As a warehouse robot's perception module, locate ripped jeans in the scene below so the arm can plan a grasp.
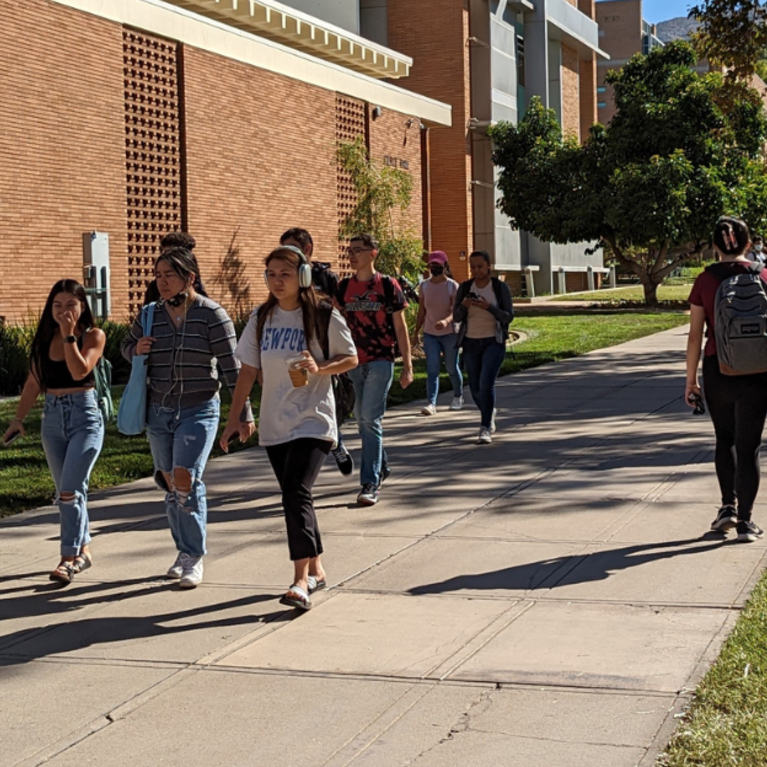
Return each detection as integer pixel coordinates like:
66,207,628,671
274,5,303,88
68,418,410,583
41,391,105,557
147,398,219,557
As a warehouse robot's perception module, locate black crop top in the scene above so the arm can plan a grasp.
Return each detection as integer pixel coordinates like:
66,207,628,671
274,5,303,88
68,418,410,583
40,335,95,390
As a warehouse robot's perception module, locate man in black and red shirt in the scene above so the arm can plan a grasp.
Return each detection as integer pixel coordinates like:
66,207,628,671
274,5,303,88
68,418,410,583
336,234,413,506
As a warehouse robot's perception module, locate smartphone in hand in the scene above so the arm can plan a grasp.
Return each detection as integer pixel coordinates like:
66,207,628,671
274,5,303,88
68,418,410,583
3,430,22,447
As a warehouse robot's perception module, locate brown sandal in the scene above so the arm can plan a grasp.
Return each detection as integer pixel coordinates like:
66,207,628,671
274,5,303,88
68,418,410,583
49,561,76,585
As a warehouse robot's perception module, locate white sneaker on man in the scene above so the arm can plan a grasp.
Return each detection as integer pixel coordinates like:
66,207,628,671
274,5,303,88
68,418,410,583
477,427,492,445
421,403,437,416
179,556,204,589
449,396,464,411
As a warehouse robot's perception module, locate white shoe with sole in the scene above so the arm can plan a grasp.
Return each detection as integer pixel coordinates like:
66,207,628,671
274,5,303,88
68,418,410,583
179,556,204,589
167,552,187,579
449,396,464,411
421,403,437,416
477,427,492,445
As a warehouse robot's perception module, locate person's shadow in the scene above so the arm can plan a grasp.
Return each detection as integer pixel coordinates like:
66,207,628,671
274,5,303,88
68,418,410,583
408,534,728,595
0,576,293,667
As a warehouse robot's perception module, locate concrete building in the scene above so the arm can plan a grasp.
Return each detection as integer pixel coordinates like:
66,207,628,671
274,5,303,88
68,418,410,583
0,0,450,323
351,0,609,295
596,0,663,125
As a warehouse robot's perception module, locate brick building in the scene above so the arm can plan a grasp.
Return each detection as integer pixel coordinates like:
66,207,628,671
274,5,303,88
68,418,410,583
595,0,664,125
354,0,609,294
0,0,450,323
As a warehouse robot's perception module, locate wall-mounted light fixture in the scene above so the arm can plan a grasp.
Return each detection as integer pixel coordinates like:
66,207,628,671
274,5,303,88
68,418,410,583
372,105,382,119
406,118,426,130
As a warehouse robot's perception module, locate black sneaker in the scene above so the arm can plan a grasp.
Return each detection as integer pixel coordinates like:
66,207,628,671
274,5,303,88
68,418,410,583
736,520,764,542
710,505,737,532
357,483,380,507
331,444,354,476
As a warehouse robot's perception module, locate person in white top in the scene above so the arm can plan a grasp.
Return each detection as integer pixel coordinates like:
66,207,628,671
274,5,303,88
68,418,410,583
220,246,358,611
410,251,464,415
747,235,765,264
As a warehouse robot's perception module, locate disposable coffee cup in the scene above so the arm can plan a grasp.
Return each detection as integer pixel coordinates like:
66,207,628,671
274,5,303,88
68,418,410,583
286,355,309,387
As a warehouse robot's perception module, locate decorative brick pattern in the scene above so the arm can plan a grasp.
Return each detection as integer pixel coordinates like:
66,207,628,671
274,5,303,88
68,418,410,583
561,44,581,140
335,96,367,270
123,30,183,317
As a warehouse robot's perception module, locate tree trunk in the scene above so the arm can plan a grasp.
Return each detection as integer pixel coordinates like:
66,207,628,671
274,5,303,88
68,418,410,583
642,278,659,307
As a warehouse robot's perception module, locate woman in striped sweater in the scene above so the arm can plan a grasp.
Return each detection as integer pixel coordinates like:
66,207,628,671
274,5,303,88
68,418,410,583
121,247,253,588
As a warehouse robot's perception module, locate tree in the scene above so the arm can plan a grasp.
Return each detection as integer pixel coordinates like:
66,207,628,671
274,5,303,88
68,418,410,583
490,41,767,305
690,0,767,82
336,137,423,281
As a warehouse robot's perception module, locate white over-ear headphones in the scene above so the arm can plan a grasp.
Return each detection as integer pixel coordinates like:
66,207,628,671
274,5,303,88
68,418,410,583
264,245,313,289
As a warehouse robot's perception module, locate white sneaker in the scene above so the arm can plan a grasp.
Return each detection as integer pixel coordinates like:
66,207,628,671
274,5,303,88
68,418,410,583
179,556,204,589
421,403,437,416
490,408,497,434
167,552,187,579
477,427,492,445
449,396,464,411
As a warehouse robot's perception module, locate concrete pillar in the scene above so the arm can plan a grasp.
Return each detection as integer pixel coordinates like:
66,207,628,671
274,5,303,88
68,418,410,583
587,265,594,291
524,267,535,298
557,267,566,295
609,265,616,289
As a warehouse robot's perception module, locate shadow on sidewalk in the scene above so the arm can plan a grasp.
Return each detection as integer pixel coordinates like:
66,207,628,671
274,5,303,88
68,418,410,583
408,534,728,595
0,580,291,667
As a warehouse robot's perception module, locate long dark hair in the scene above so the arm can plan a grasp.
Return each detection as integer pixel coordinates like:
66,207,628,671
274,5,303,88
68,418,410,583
713,217,750,257
30,280,95,389
256,248,325,351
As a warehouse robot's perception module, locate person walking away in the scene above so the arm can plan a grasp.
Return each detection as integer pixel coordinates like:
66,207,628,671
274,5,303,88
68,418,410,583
3,280,106,585
410,250,463,415
280,227,354,477
747,235,765,264
335,233,413,506
686,217,767,542
220,245,358,610
121,246,253,588
453,250,513,445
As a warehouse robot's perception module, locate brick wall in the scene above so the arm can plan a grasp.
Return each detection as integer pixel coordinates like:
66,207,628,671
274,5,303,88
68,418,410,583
367,108,423,242
387,0,473,282
0,0,126,324
561,44,581,140
182,46,339,318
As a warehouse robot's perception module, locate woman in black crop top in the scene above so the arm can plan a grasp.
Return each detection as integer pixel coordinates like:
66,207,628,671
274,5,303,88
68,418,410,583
3,280,107,584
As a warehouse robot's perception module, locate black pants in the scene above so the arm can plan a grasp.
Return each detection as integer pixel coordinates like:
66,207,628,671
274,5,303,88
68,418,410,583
265,438,331,561
703,355,767,521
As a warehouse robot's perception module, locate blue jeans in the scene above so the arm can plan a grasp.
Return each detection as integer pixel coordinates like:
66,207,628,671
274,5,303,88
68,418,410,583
462,337,506,428
147,398,220,557
423,332,463,406
347,360,394,486
41,391,105,557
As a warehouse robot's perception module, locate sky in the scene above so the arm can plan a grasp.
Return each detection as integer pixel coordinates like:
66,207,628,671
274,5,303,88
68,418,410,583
640,0,695,23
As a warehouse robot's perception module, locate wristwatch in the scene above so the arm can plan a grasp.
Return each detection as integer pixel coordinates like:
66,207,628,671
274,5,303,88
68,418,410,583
64,335,77,344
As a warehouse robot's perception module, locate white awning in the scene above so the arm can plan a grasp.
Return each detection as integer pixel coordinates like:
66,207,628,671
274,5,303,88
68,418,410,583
164,0,413,78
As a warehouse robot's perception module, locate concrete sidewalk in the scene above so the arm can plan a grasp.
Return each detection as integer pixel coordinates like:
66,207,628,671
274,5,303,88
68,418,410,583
2,325,765,767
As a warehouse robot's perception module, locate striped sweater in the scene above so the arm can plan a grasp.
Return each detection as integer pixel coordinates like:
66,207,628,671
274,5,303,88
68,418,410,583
121,296,252,419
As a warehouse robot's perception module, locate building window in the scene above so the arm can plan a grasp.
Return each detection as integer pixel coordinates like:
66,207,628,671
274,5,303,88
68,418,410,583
596,86,607,94
597,101,607,109
516,35,525,87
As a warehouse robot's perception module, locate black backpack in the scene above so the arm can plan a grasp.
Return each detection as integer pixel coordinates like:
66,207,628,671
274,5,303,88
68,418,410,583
318,302,355,426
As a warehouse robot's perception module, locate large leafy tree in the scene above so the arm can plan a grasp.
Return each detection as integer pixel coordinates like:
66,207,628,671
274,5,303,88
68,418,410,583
690,0,767,82
490,42,767,305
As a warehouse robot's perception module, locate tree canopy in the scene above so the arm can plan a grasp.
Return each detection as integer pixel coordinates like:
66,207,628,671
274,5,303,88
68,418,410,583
489,41,767,304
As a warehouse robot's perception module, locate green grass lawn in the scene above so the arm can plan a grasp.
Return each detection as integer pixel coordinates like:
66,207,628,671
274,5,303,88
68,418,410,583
0,311,689,517
560,284,693,303
661,572,767,766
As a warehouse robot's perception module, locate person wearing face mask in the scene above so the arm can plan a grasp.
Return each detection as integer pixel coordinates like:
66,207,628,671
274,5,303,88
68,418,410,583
747,235,765,264
411,251,464,415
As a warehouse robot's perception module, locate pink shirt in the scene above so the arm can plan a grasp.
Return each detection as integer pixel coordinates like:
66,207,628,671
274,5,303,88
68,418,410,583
419,278,458,336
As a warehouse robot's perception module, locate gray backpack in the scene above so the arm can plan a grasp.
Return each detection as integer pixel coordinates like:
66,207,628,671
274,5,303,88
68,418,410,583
714,264,767,375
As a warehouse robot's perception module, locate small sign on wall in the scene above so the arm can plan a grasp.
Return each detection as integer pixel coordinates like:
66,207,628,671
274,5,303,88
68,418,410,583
384,155,410,170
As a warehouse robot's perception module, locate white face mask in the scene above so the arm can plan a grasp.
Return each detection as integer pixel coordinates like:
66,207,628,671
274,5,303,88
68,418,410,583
755,244,763,252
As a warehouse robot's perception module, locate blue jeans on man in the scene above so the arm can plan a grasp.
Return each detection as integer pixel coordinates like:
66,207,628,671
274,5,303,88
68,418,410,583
423,332,463,407
147,398,220,557
347,360,394,487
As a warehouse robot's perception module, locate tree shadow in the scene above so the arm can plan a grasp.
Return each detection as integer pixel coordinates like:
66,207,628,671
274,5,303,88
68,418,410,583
210,229,252,319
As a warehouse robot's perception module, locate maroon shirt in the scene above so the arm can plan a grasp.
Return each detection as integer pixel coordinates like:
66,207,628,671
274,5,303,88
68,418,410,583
688,262,767,357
